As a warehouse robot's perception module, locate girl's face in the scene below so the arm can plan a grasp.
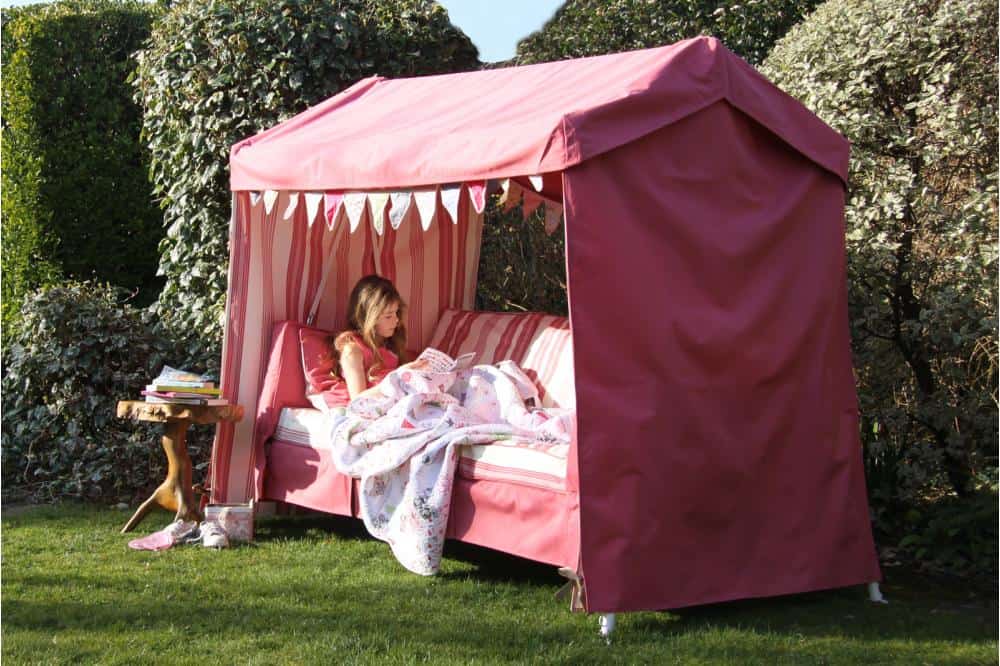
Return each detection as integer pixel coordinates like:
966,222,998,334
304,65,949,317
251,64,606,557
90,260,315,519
375,301,400,339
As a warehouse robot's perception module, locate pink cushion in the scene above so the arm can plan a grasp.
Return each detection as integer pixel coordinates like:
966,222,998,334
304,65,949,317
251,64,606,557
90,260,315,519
299,327,337,395
426,309,575,408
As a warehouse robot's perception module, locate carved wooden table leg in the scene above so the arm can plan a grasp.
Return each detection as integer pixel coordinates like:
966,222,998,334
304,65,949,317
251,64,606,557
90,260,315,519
121,418,202,533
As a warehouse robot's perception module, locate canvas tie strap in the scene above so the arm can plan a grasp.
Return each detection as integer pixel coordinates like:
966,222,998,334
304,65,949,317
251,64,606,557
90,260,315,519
555,566,586,612
307,255,338,326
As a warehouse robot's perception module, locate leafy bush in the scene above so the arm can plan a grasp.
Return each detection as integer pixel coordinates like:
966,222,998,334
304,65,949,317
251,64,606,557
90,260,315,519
894,480,998,578
476,198,568,316
1,1,165,342
131,0,479,369
0,282,194,504
763,0,998,508
515,0,823,66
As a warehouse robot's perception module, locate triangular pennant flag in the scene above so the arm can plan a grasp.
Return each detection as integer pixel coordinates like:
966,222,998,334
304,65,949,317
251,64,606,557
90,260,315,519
544,201,563,236
497,179,512,205
440,184,461,224
344,192,368,232
263,190,279,215
388,191,412,229
528,175,544,192
282,192,299,220
467,181,487,214
502,180,523,212
368,192,389,235
323,192,343,230
413,189,438,231
249,191,262,206
521,190,543,217
303,192,323,226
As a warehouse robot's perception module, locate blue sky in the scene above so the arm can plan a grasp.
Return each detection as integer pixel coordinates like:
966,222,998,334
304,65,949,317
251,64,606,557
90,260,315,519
0,0,563,63
438,0,562,62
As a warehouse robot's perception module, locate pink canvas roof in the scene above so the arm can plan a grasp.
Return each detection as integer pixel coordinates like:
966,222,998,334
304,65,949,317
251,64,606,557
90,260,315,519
230,37,849,191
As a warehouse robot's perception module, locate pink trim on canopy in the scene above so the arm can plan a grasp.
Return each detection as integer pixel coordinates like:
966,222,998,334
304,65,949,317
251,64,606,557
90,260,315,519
230,37,848,192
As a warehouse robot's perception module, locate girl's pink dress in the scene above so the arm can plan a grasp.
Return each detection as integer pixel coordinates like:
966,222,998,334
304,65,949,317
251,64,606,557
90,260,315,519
322,333,399,408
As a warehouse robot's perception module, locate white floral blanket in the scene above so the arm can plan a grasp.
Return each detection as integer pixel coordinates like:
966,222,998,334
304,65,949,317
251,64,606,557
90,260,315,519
328,361,574,575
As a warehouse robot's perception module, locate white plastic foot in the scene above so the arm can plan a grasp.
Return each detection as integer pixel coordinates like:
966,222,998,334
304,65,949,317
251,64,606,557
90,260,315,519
868,581,888,604
599,613,616,642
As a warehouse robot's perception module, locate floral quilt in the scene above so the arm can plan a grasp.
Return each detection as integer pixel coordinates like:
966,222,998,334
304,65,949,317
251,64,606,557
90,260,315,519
327,360,574,575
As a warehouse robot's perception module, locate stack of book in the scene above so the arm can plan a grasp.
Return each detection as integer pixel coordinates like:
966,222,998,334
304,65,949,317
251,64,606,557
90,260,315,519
142,366,228,406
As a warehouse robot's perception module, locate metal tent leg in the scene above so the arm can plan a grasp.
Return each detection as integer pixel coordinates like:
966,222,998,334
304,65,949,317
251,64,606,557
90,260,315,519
868,581,888,604
599,613,616,642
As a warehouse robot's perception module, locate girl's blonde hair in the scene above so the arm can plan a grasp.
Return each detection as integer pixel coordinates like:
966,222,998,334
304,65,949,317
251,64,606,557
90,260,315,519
330,275,407,381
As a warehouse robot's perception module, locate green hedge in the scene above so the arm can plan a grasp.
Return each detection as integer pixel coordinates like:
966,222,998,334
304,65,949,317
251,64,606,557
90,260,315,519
515,0,823,66
131,0,479,369
763,0,998,506
1,1,165,340
1,282,184,504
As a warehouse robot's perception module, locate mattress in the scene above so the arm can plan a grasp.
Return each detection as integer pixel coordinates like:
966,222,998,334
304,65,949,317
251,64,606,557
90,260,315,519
272,407,567,490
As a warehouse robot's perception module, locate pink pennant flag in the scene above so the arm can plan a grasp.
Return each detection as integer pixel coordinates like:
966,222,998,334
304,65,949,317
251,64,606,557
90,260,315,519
323,192,343,230
501,180,523,212
544,201,563,236
467,181,487,214
521,190,543,217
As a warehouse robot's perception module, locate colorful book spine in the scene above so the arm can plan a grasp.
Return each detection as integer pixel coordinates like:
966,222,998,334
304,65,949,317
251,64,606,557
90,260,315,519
146,384,221,395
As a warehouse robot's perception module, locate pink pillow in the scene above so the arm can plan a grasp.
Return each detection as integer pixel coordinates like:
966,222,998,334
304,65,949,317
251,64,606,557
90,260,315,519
299,327,338,396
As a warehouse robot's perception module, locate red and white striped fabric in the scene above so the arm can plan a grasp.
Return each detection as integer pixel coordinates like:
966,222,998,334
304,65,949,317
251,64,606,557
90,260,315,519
425,309,575,409
212,191,483,503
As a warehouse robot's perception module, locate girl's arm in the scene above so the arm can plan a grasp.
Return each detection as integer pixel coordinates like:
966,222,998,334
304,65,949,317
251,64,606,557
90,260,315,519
339,343,369,400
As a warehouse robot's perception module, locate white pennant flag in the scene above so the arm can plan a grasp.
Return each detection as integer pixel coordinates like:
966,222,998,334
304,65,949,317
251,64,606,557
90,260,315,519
368,192,389,235
544,201,563,236
528,175,544,191
414,189,438,231
440,184,461,224
344,192,368,232
263,190,279,215
303,192,323,226
249,191,262,207
388,191,412,229
282,192,299,220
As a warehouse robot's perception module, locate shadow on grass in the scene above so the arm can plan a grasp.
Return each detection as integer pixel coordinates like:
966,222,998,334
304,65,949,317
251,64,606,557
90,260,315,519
5,505,996,656
254,511,563,587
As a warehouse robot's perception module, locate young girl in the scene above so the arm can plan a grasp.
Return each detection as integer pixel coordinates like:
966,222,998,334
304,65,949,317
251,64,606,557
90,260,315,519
323,275,418,407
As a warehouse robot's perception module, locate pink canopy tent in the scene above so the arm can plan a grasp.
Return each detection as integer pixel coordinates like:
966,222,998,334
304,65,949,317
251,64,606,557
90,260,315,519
214,36,881,613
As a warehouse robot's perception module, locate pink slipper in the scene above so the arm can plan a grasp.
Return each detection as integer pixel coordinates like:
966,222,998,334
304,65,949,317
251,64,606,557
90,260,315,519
128,520,198,551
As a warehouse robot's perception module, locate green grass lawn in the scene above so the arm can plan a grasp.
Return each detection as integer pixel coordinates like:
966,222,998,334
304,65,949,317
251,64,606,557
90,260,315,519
2,504,996,665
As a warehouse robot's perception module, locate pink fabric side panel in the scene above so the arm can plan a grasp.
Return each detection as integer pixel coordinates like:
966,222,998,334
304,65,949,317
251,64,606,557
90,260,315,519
564,102,880,613
446,476,580,568
251,322,312,498
211,193,249,502
262,440,353,516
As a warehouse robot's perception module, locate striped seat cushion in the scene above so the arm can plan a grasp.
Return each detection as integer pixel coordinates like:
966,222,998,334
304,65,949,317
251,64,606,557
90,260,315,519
272,406,568,490
425,309,575,409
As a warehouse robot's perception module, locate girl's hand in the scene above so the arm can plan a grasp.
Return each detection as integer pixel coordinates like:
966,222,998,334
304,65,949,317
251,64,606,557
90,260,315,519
398,359,430,371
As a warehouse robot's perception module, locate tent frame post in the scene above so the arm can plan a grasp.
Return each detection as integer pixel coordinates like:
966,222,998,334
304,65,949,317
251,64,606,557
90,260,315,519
868,582,888,604
599,613,616,642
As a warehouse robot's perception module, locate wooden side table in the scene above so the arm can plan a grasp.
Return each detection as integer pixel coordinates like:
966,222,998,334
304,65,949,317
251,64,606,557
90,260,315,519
116,401,244,533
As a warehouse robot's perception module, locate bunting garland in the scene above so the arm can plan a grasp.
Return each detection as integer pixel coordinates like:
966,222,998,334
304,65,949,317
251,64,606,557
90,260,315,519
244,179,562,235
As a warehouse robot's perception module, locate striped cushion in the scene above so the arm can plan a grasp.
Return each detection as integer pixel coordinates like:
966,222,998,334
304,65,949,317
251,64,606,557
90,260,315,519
426,309,575,409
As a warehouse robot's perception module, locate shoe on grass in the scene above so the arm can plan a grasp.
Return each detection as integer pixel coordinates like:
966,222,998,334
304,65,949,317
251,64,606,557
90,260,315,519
200,521,229,549
128,519,199,551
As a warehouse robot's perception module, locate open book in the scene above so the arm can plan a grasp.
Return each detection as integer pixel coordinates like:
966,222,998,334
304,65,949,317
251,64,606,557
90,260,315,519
416,347,476,373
